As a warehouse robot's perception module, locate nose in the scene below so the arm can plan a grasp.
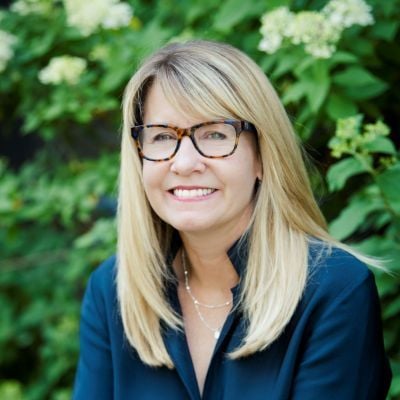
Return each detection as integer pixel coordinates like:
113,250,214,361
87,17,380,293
170,136,206,175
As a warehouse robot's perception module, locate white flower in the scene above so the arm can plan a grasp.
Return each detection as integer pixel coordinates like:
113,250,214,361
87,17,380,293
0,30,17,73
258,0,374,59
258,7,293,54
305,42,337,59
11,0,52,16
101,3,133,29
63,0,133,36
287,11,341,58
38,55,87,85
323,0,374,29
258,35,283,54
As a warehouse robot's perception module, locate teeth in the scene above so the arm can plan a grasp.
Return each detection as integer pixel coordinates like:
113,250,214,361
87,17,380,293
173,188,215,198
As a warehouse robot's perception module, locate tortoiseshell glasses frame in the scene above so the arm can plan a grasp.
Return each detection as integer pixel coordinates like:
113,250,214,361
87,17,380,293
130,119,257,162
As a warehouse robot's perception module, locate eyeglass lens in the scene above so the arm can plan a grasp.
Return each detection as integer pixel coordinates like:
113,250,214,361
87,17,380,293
138,122,237,159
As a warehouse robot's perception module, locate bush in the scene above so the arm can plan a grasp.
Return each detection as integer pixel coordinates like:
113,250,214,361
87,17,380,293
0,0,399,397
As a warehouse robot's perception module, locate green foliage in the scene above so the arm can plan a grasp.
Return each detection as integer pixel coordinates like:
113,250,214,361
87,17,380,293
327,116,400,397
1,0,399,398
0,153,118,398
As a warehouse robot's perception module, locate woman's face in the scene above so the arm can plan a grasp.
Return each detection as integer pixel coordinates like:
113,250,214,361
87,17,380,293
141,82,262,237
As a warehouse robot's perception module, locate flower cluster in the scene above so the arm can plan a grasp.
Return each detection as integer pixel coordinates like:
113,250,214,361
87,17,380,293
259,7,293,54
38,56,87,85
63,0,133,36
323,0,374,28
10,0,52,16
259,0,374,58
329,115,390,158
0,30,17,73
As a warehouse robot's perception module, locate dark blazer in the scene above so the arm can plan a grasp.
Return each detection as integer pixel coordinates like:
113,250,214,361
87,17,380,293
73,239,392,399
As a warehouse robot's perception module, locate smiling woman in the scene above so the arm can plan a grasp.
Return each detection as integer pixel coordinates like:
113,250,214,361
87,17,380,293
73,40,392,399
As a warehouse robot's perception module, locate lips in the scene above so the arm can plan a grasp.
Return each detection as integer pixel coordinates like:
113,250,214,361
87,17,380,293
171,187,217,198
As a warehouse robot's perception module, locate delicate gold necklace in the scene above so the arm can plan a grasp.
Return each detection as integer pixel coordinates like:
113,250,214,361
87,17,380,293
181,250,232,340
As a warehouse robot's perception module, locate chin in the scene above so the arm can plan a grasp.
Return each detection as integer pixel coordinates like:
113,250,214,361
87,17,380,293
167,218,217,234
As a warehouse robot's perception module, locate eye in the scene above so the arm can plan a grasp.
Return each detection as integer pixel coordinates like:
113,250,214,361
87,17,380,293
203,131,227,140
152,132,177,142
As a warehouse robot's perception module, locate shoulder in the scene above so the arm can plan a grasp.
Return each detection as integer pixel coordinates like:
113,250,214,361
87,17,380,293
304,240,376,307
84,255,118,311
90,255,117,288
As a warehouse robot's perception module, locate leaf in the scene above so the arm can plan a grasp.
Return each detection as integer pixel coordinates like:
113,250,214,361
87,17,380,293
383,298,400,319
371,20,399,41
363,137,397,154
304,62,330,113
282,82,306,104
326,157,368,192
343,81,388,100
328,51,359,66
333,66,385,87
272,51,302,79
376,164,400,214
329,188,385,240
326,93,358,119
212,0,263,32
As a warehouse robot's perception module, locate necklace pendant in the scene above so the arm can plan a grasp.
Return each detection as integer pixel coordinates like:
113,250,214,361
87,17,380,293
214,330,220,340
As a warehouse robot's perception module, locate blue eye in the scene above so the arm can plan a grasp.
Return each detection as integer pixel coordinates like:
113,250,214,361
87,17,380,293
203,131,227,140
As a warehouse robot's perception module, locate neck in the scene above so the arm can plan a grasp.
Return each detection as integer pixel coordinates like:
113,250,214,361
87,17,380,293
176,227,244,293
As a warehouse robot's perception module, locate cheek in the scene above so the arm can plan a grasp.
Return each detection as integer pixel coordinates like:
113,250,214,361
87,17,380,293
142,163,164,202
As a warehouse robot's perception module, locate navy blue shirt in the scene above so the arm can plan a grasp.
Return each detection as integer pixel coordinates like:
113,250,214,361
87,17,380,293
73,240,392,399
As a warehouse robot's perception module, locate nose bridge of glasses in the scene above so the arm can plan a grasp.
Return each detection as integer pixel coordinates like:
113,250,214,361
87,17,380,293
176,126,194,139
173,126,200,157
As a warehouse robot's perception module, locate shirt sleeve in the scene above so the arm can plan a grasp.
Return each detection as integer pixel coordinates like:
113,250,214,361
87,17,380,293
291,270,391,399
73,273,113,399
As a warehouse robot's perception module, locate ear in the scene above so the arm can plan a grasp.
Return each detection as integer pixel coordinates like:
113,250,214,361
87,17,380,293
256,155,263,182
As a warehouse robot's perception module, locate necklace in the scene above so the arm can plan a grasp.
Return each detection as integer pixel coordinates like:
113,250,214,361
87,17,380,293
181,250,232,340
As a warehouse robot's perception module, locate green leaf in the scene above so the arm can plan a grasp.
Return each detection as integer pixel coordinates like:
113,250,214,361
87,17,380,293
326,93,358,119
304,62,330,113
329,187,385,240
282,82,306,104
328,51,359,66
371,20,399,41
343,81,388,100
376,164,400,214
363,137,397,154
326,157,368,192
212,0,263,32
383,298,400,319
272,52,302,79
333,66,385,87
263,0,291,11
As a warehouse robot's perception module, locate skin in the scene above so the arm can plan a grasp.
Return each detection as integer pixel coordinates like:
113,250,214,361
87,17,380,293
142,81,262,393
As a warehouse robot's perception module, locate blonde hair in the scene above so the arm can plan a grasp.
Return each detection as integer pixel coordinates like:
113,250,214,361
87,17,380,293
117,40,375,367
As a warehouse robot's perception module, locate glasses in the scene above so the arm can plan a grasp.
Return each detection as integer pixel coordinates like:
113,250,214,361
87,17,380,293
130,119,257,161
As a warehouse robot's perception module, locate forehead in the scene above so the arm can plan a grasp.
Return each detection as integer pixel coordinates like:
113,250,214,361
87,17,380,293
143,82,218,126
142,78,235,125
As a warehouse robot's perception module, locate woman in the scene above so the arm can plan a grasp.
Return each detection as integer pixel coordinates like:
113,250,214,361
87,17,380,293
73,40,392,399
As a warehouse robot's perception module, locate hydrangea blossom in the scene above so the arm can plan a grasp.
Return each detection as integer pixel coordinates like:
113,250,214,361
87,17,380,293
0,30,17,73
259,0,374,59
258,7,293,53
102,3,132,29
288,11,341,58
322,0,374,28
63,0,133,36
38,56,87,85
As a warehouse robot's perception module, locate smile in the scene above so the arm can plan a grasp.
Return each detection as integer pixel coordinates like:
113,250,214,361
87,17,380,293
172,188,216,198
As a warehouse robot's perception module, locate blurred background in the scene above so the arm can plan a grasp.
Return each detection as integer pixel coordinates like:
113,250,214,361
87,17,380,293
0,0,399,398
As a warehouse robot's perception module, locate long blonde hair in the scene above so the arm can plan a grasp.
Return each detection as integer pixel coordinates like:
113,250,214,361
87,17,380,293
117,40,369,367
